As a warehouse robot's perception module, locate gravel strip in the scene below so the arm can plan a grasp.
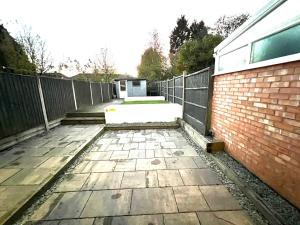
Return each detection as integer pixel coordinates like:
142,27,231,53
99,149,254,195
178,128,269,225
214,151,300,225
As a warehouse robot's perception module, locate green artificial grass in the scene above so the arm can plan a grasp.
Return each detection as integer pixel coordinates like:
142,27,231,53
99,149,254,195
122,100,168,104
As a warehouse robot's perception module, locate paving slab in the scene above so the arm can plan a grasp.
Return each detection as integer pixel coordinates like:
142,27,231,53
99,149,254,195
94,215,164,225
164,212,200,225
4,156,49,169
59,218,95,225
130,188,177,215
110,151,129,160
136,158,166,170
165,157,198,169
82,172,123,190
173,186,209,212
179,169,222,185
128,150,145,159
83,161,116,173
83,151,113,161
114,159,136,172
81,189,132,217
157,170,183,187
199,185,242,211
0,169,20,184
55,174,90,192
197,211,254,225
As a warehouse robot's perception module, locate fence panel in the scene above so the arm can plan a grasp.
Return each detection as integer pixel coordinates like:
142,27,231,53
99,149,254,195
91,82,103,104
41,77,75,121
174,76,183,105
164,81,168,100
74,80,92,108
0,73,44,138
168,79,173,102
101,83,110,102
183,68,212,135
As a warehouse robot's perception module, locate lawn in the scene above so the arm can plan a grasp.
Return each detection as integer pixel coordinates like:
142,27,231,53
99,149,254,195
122,100,168,104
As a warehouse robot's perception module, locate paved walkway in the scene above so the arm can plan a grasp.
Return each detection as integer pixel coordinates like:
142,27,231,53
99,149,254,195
24,129,254,225
0,125,104,225
76,100,123,113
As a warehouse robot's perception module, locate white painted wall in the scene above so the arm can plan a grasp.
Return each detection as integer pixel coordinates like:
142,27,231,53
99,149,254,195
105,103,182,124
124,96,165,102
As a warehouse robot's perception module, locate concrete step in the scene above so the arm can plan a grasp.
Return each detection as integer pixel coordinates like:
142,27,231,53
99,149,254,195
61,117,106,125
66,112,105,118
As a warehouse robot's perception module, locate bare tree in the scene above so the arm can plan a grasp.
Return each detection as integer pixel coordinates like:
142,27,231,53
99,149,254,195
93,48,116,82
18,25,53,75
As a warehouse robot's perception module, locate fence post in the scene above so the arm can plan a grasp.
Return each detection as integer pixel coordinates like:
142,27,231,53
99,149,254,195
37,77,49,131
89,81,93,105
173,76,175,103
107,83,110,101
182,71,187,118
71,80,78,110
166,79,169,102
100,83,104,102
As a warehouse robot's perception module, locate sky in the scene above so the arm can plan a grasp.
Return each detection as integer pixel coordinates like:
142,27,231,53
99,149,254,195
1,0,269,77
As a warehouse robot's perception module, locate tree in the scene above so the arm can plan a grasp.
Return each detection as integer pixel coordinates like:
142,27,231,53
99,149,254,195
0,24,35,73
17,25,53,75
174,34,223,73
190,20,208,40
137,31,168,81
214,14,249,38
93,48,117,82
169,15,190,54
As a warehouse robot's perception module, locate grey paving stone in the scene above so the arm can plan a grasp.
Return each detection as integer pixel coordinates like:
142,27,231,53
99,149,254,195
121,171,146,188
192,157,208,168
0,186,37,212
110,151,129,160
171,148,198,157
2,168,54,185
55,174,89,192
24,221,60,225
71,161,90,173
46,191,91,220
0,168,20,183
154,149,173,158
173,186,209,212
94,215,163,225
38,156,71,170
128,150,145,159
132,137,146,142
123,143,139,150
145,142,161,150
84,152,113,161
59,218,95,225
145,150,154,158
4,156,49,169
136,158,166,171
165,157,198,169
130,188,177,215
164,213,200,225
114,159,136,172
146,171,159,187
161,142,177,149
84,161,117,173
197,211,254,225
81,189,132,217
199,185,242,211
179,169,221,185
106,144,124,151
82,172,123,190
96,138,113,145
157,170,183,187
118,138,131,144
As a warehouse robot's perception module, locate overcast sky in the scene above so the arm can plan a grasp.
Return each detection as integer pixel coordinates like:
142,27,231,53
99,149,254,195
1,0,269,76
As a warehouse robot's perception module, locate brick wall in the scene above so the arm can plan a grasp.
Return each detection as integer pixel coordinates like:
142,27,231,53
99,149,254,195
211,61,300,208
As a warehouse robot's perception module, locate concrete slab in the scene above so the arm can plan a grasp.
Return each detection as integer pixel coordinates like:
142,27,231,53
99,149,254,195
82,172,123,190
179,169,222,186
199,185,242,211
81,189,132,217
130,188,177,215
128,150,145,159
165,157,198,169
59,218,95,225
114,159,136,172
197,211,254,225
4,156,49,169
164,213,200,225
136,158,166,170
173,186,209,212
83,161,117,173
94,215,164,225
0,169,20,184
110,151,129,160
192,157,207,168
84,151,113,161
157,170,183,187
55,174,89,192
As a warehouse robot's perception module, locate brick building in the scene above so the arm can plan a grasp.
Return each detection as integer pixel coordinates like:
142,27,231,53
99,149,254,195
212,0,300,208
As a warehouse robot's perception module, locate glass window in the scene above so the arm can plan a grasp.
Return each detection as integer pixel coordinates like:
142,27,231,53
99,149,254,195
218,45,248,71
132,80,141,86
120,80,126,91
251,24,300,63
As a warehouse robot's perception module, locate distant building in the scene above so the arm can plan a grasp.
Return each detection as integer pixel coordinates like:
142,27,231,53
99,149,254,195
114,77,147,98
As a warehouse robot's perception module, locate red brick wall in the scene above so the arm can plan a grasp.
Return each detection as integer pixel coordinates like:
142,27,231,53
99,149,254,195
211,61,300,208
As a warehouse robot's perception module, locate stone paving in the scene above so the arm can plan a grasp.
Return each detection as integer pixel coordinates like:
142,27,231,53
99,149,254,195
0,125,104,225
24,129,254,225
